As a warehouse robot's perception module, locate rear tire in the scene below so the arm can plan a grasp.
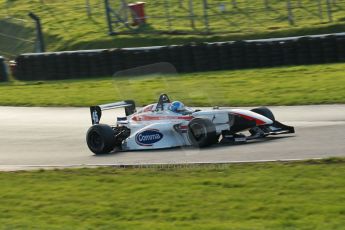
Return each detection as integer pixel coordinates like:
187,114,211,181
86,124,116,155
188,118,217,148
251,107,275,121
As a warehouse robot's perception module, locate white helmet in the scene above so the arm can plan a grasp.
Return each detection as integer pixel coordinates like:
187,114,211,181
169,101,185,112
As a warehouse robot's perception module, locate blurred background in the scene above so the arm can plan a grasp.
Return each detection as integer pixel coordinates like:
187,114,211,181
1,0,345,58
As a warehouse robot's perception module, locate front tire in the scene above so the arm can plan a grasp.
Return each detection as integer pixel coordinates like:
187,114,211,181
251,107,275,121
86,124,116,155
250,107,275,136
188,118,218,148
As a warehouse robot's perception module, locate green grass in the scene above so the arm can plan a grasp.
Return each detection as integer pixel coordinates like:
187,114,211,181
1,63,345,106
0,158,344,229
2,0,345,57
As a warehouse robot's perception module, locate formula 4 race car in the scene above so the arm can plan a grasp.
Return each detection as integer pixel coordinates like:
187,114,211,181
86,94,295,155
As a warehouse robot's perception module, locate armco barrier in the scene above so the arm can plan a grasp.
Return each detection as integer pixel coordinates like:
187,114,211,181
13,33,345,81
0,56,9,82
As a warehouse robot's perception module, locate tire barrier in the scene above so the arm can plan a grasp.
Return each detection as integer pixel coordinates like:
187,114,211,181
322,35,338,63
281,40,295,66
180,44,195,72
245,42,259,68
309,37,323,64
271,41,284,67
218,42,233,70
296,37,311,65
192,43,209,72
0,56,9,82
231,41,247,69
13,34,345,81
336,36,345,62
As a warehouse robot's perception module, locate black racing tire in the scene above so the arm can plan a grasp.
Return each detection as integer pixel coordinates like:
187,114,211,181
251,107,275,121
86,124,116,155
188,118,218,148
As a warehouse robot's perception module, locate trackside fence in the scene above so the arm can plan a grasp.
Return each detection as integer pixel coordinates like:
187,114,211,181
13,34,345,80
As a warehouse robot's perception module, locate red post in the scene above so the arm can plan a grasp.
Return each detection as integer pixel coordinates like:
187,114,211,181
128,2,146,26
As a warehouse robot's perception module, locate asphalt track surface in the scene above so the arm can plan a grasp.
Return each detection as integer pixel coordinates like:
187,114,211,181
0,105,344,170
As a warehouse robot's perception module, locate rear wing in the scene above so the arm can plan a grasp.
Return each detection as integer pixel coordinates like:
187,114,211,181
90,100,136,125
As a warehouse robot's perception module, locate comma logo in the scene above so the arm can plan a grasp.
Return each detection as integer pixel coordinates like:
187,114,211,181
135,129,163,146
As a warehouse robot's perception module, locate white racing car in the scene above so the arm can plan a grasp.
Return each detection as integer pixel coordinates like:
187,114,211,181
86,94,294,154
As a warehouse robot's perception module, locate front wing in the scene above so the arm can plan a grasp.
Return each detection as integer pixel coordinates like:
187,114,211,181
221,120,295,144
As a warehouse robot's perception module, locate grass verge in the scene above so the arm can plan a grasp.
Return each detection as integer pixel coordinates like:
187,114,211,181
1,63,345,106
0,158,344,229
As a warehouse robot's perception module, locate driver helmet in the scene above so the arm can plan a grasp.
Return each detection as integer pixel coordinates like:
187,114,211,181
169,101,185,113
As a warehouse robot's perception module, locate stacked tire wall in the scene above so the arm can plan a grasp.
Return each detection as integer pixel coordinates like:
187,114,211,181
13,34,345,81
0,56,9,82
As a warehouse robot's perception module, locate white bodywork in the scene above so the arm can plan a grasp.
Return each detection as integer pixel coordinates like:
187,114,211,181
118,103,273,151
